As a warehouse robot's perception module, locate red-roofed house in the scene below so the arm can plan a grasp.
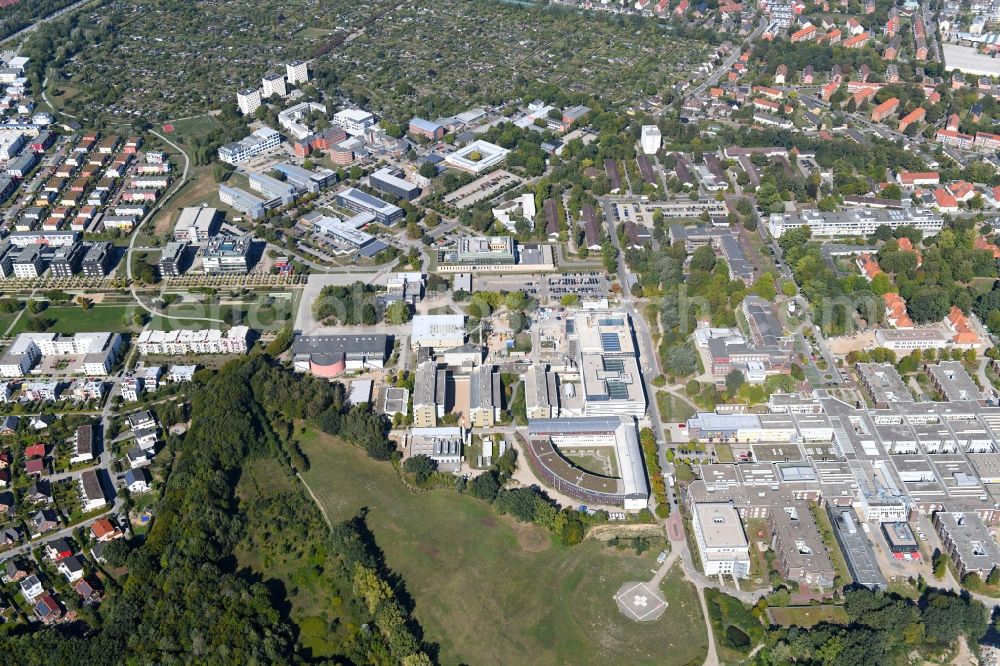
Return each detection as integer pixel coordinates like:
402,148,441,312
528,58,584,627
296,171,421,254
791,25,818,42
25,443,45,459
975,132,1000,151
975,235,1000,259
933,188,959,212
946,306,983,348
946,113,960,131
775,64,789,84
883,293,914,328
947,181,975,202
843,32,870,48
897,107,925,132
25,458,44,476
895,237,922,266
856,254,883,280
826,28,843,44
90,518,123,542
754,86,784,99
897,171,939,187
936,129,974,149
871,97,900,122
820,82,839,100
754,98,781,112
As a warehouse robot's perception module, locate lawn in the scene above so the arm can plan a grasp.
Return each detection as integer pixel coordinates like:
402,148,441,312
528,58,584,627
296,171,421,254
12,305,133,335
299,428,708,666
657,391,695,424
0,311,21,336
766,605,849,628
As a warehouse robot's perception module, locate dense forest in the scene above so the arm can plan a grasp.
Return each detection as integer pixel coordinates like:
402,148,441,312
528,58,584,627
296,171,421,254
0,356,433,665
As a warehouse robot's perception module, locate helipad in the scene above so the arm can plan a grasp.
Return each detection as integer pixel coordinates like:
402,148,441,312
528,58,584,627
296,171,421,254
614,581,668,622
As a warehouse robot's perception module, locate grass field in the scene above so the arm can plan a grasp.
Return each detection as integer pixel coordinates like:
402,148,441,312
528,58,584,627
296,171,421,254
766,605,849,628
657,391,696,424
299,429,708,666
11,305,133,335
166,115,223,146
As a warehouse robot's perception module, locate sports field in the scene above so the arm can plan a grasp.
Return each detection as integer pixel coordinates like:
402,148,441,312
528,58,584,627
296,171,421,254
299,429,708,666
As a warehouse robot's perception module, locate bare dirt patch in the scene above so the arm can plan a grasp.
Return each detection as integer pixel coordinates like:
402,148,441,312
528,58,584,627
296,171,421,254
512,521,551,552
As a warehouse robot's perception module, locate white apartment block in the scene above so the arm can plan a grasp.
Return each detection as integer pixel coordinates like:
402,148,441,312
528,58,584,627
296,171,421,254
0,332,121,377
332,109,376,136
767,209,944,239
237,88,262,116
135,327,251,356
121,377,143,402
217,128,281,165
286,60,309,85
692,502,751,578
640,125,661,155
261,73,287,98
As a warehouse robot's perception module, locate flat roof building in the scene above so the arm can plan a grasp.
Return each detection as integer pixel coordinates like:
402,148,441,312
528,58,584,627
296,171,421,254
935,511,1000,579
692,502,751,578
335,187,403,225
768,502,836,589
856,363,914,408
828,505,887,590
158,241,187,277
768,208,943,238
527,416,649,510
173,207,219,243
369,167,421,201
202,234,252,275
409,427,463,469
249,171,297,206
219,185,267,221
444,140,510,174
411,315,466,351
217,128,280,165
927,361,984,402
290,334,391,377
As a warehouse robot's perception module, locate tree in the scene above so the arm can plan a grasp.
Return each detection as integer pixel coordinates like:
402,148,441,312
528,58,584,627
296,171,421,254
561,517,585,546
418,161,437,179
402,454,436,484
665,344,697,376
725,369,745,396
385,301,411,325
690,245,716,272
869,272,892,296
353,562,393,614
468,470,501,502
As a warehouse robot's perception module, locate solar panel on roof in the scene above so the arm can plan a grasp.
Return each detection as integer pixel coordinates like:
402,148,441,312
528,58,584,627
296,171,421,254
600,333,621,352
603,358,625,372
606,380,629,400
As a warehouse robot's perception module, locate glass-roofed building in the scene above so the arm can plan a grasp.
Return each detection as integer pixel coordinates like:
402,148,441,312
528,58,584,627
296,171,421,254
571,311,647,417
